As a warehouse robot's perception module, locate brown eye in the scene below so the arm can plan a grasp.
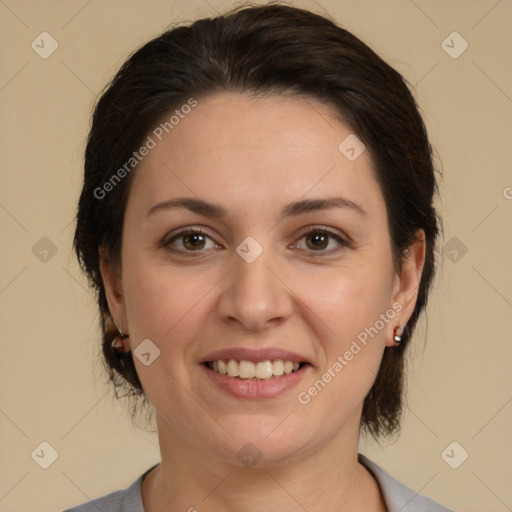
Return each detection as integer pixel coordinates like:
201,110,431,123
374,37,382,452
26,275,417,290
181,232,207,250
294,227,349,256
304,231,329,250
164,228,217,256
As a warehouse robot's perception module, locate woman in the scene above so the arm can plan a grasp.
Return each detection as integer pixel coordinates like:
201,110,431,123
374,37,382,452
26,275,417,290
66,3,453,511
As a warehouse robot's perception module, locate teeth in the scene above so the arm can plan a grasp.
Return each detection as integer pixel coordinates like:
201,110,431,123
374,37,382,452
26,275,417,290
208,359,304,379
227,359,239,377
255,361,273,379
272,360,284,376
239,360,255,379
218,360,228,375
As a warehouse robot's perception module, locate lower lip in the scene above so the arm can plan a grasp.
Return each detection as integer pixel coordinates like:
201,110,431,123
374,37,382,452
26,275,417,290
201,363,311,399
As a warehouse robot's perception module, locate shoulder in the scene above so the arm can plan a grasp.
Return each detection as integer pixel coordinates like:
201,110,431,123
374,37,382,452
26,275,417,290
358,453,456,512
62,488,125,511
61,465,156,512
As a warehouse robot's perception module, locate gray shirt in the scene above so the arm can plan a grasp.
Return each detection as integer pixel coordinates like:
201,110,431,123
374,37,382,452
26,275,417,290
62,453,455,511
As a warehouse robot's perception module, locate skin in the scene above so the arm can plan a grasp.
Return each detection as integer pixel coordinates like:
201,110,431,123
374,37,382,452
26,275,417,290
100,92,426,512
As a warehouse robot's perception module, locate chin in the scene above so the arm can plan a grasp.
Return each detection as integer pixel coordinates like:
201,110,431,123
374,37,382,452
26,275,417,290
205,415,313,468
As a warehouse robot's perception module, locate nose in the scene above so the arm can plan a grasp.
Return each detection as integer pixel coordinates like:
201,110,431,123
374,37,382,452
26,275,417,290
216,242,294,332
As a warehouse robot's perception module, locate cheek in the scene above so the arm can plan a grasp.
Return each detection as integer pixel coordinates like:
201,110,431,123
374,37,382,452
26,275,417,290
121,253,210,353
300,262,393,349
121,257,213,414
294,256,393,405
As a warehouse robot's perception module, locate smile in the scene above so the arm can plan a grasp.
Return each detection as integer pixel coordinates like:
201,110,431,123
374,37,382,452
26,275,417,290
201,360,311,399
204,359,305,380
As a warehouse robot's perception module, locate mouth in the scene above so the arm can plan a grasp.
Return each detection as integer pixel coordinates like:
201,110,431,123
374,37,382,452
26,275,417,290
199,347,313,399
202,359,310,380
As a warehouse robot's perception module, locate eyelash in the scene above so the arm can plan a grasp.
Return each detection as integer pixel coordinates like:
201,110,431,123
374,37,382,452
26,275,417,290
162,226,351,258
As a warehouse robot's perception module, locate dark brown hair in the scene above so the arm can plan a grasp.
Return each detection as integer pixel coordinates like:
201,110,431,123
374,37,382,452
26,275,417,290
73,3,441,440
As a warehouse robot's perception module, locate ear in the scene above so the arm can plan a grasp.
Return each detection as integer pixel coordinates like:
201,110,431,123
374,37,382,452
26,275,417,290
386,229,426,348
99,247,127,332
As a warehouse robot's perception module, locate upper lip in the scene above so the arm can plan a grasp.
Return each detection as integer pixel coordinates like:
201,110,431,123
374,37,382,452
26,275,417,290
200,347,311,365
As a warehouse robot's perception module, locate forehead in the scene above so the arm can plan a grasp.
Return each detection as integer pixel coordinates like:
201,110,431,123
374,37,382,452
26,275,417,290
127,92,384,220
145,92,354,163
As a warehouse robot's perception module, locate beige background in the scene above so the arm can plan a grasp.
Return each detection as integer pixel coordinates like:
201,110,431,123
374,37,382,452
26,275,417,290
1,0,511,511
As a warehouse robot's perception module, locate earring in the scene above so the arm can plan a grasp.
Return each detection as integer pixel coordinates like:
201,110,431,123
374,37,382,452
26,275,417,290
112,321,130,354
393,325,405,347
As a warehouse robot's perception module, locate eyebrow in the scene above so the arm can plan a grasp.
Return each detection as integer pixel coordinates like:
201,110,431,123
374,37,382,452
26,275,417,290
146,196,366,220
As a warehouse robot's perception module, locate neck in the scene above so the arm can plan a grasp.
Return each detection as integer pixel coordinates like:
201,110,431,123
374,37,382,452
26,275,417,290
142,413,387,512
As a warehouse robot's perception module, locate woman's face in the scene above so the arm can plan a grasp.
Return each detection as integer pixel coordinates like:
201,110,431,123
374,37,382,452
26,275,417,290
102,92,424,466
